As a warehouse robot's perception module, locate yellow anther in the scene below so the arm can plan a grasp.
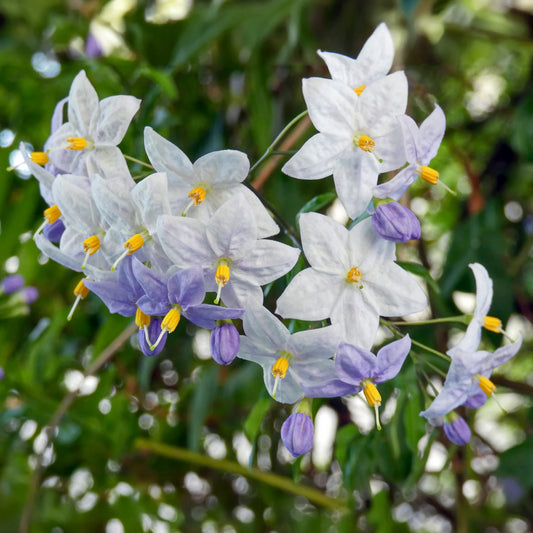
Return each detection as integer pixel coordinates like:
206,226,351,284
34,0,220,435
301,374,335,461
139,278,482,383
66,137,88,150
420,166,439,185
272,356,290,380
83,235,100,256
214,263,230,304
357,135,375,152
483,316,502,334
346,266,363,285
135,307,151,329
478,375,496,396
188,186,207,206
44,204,61,224
161,308,181,334
125,234,144,253
354,84,366,96
30,151,49,165
67,279,90,321
362,380,382,407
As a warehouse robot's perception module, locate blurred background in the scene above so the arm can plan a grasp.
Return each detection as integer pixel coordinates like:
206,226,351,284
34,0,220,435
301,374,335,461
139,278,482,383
1,0,533,531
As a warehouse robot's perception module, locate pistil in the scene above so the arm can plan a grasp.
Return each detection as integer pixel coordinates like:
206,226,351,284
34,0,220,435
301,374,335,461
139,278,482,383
214,263,230,304
30,152,49,165
66,137,88,150
151,308,180,351
354,84,366,96
81,235,101,269
135,307,152,346
346,266,363,288
362,379,382,430
272,356,290,398
182,186,207,216
112,233,146,271
67,279,90,321
477,375,496,396
483,316,502,334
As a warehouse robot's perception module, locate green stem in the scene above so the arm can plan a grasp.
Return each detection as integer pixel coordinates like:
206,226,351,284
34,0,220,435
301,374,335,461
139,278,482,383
135,438,347,512
390,315,469,327
249,110,308,174
124,154,154,170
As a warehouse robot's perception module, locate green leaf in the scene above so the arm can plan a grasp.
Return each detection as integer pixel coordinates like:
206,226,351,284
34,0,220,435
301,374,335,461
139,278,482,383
244,396,272,443
496,437,533,490
397,261,440,295
296,192,336,218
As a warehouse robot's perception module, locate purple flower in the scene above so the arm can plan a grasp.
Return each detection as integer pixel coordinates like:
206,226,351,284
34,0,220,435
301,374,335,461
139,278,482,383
1,274,25,294
281,413,314,457
42,219,66,243
85,32,103,58
210,323,240,365
371,202,420,242
443,416,471,445
138,318,167,356
21,286,39,304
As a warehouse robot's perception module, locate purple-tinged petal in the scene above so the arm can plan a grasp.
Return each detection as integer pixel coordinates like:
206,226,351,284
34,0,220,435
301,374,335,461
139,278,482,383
167,267,205,308
371,203,420,243
281,413,314,457
43,219,66,243
210,323,240,365
335,342,376,385
21,287,39,304
303,377,358,398
84,276,137,317
1,274,25,294
463,390,487,409
373,335,411,383
418,105,446,163
185,304,243,330
443,416,471,445
373,165,418,201
139,319,167,356
131,258,168,304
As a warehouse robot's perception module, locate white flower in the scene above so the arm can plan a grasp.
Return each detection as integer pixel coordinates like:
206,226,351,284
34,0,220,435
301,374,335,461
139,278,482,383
276,213,427,349
46,70,141,176
318,22,394,91
144,127,278,238
282,73,407,219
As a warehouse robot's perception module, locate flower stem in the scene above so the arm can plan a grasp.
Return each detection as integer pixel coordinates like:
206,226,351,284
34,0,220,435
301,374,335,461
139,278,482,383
249,110,308,174
389,315,469,327
134,438,347,511
124,154,154,170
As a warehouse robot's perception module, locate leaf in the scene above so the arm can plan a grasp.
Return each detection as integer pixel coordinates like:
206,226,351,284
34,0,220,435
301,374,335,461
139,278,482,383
496,437,533,490
397,260,440,295
244,396,271,443
296,192,336,218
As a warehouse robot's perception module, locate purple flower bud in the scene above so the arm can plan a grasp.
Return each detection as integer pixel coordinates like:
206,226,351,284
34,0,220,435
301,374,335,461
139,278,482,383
21,286,39,304
463,390,487,409
1,274,25,294
138,318,167,357
281,413,314,457
0,367,4,381
371,202,421,243
210,323,240,365
43,219,65,243
85,32,103,58
443,416,471,445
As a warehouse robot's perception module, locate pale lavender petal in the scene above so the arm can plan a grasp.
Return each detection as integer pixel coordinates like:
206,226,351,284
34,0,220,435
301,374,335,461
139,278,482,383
241,304,290,351
289,324,339,360
194,150,249,185
482,336,522,373
167,267,205,307
469,263,493,322
373,165,418,201
373,335,411,382
51,96,68,134
139,319,167,356
130,172,171,232
335,342,376,385
94,95,141,145
68,70,99,135
418,104,446,163
443,416,471,445
132,258,168,303
185,304,243,330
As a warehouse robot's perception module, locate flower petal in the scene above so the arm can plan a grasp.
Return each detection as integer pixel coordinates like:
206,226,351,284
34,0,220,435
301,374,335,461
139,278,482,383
335,342,376,385
193,149,249,185
373,335,411,383
67,70,99,135
418,104,446,163
94,95,141,145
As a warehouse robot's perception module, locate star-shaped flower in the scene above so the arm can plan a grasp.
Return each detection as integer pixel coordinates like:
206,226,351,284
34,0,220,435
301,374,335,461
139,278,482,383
420,335,522,420
45,70,141,176
276,213,427,348
374,105,446,200
282,73,408,219
237,304,339,404
144,127,278,238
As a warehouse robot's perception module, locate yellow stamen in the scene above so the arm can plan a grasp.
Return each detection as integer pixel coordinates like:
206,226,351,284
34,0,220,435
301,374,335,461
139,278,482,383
354,84,366,96
483,316,502,334
357,135,375,152
478,375,496,396
67,279,90,321
112,234,145,271
66,137,88,150
135,307,151,329
151,308,181,352
362,379,382,431
44,205,61,224
346,266,363,288
272,356,290,398
80,235,101,269
30,151,49,165
188,186,206,206
214,264,230,304
419,166,439,185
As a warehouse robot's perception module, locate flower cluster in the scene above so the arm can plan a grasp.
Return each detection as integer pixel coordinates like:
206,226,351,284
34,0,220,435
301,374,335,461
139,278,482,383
22,23,521,458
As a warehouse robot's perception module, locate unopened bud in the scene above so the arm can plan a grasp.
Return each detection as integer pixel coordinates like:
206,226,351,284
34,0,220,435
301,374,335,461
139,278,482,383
281,413,314,458
210,323,240,365
443,416,471,445
372,202,421,243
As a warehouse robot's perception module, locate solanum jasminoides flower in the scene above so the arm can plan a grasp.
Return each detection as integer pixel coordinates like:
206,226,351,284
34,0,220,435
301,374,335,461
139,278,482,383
443,415,471,446
45,70,141,176
318,22,394,92
210,323,240,365
374,105,446,200
281,413,314,457
157,194,300,309
276,214,427,348
282,72,408,219
448,263,505,357
144,127,278,238
237,304,339,404
371,201,420,242
420,335,522,420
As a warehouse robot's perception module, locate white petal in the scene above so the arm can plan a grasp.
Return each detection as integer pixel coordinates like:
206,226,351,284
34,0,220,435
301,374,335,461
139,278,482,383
302,77,359,135
317,50,361,86
469,262,493,321
264,365,303,404
397,114,421,163
299,212,349,272
218,278,264,309
241,304,290,350
282,133,349,181
94,95,141,145
193,149,249,185
53,175,98,231
276,269,343,321
355,23,394,84
360,71,408,125
348,218,395,268
131,172,171,232
418,104,446,163
289,324,339,360
374,123,407,172
373,165,417,201
88,147,134,186
238,186,279,238
67,70,99,136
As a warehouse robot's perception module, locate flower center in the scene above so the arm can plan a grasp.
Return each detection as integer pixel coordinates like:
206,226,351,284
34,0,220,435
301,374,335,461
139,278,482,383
214,262,230,304
483,316,502,334
112,232,148,271
66,137,88,150
182,186,207,216
346,267,363,288
362,378,382,431
136,307,152,346
151,307,181,352
354,84,366,96
67,279,90,321
476,375,496,396
81,235,101,269
30,151,49,165
356,135,375,152
418,165,439,185
272,356,290,399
